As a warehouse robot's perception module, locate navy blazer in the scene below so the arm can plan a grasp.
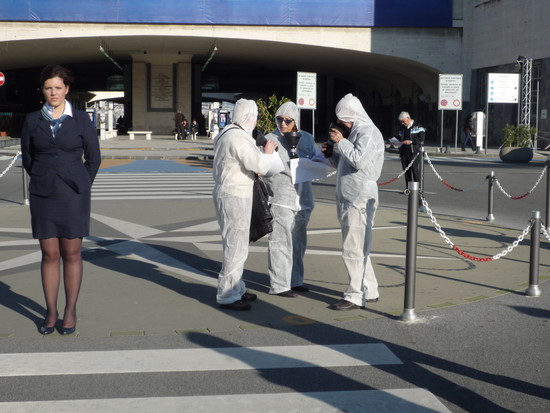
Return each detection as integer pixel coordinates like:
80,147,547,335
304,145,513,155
20,109,101,197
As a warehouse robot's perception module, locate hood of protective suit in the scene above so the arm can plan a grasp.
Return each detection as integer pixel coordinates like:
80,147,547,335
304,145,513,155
275,101,300,132
232,99,258,133
335,93,374,126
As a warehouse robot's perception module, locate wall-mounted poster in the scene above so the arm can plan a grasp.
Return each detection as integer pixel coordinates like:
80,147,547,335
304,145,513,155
148,64,176,112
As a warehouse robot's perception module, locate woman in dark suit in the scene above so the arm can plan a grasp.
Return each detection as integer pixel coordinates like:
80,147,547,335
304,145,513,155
21,65,101,335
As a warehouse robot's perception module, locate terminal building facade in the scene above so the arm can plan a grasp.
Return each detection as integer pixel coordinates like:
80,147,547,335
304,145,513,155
0,0,548,147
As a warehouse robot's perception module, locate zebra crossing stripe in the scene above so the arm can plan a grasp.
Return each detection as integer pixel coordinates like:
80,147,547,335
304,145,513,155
0,389,452,412
92,195,213,200
0,344,401,377
92,173,215,200
96,173,213,177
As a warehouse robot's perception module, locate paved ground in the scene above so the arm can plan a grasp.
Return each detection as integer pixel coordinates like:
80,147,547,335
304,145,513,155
0,134,548,412
1,135,547,336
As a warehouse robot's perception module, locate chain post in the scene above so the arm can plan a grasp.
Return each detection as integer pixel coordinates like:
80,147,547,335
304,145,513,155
401,181,419,322
487,170,495,221
419,145,425,194
526,211,542,297
546,156,550,232
418,146,426,213
22,167,29,206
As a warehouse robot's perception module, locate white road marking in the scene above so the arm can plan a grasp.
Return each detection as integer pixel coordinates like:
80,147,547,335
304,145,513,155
0,389,451,412
0,343,401,377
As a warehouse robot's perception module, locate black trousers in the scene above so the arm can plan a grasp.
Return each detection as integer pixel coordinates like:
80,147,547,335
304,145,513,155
400,146,421,188
462,133,476,151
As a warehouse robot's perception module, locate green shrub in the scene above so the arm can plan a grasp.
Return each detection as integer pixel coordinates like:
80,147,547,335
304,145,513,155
501,124,535,148
256,95,291,134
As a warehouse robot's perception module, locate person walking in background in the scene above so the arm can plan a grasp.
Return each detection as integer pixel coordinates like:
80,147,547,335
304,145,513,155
322,94,384,310
264,102,325,298
396,111,425,189
212,99,278,311
20,64,101,334
462,114,476,151
174,110,185,140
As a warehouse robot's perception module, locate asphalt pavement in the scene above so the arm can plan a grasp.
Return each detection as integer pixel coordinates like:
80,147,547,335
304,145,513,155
0,134,548,412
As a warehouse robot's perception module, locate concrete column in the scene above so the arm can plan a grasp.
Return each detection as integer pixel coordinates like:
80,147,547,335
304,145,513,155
131,57,193,134
132,61,148,131
176,62,192,121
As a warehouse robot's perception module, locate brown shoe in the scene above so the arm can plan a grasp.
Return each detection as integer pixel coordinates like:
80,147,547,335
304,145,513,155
277,290,298,298
241,292,257,302
291,285,309,292
220,300,251,311
329,299,359,311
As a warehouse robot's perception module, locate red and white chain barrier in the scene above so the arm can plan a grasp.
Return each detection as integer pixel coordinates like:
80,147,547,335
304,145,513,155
421,195,533,262
425,152,547,198
0,151,21,179
494,165,546,199
424,153,486,192
378,151,419,186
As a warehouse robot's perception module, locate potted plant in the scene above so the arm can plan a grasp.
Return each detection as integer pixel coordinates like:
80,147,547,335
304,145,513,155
499,123,535,163
256,95,291,134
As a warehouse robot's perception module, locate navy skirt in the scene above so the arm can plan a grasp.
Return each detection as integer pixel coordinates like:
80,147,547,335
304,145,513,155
30,176,91,239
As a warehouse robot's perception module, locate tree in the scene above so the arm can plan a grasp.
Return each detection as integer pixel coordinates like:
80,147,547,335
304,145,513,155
256,95,291,134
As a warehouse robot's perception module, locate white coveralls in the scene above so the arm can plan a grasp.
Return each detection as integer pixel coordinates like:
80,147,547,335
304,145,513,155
212,99,274,304
264,102,325,294
326,94,385,306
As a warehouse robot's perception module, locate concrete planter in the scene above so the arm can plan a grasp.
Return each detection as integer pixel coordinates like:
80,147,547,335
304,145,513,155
499,147,533,163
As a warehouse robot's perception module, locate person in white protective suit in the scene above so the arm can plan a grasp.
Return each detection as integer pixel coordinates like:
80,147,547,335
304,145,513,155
321,94,385,310
212,99,278,311
264,102,325,297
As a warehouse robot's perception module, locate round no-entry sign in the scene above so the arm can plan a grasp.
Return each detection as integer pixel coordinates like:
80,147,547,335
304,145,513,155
0,72,5,86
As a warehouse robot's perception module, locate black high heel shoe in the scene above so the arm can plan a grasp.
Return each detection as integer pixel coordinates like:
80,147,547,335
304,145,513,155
40,325,55,335
60,326,76,335
40,312,58,335
61,312,77,335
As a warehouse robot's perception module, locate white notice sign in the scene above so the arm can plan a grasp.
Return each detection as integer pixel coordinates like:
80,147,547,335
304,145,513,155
438,74,463,110
296,72,317,109
487,73,519,103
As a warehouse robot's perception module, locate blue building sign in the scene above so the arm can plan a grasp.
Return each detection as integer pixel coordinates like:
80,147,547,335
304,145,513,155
0,0,452,28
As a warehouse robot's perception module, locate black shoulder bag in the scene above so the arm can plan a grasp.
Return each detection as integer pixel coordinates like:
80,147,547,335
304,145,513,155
249,174,274,243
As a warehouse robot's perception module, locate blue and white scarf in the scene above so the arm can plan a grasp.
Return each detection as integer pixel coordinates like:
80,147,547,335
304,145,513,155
41,104,69,138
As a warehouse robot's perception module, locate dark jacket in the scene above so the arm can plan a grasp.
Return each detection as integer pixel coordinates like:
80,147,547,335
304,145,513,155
398,121,425,155
463,117,474,135
21,109,101,197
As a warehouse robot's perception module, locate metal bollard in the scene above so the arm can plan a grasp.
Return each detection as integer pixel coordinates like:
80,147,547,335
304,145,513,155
400,181,419,322
486,170,495,221
21,166,29,206
526,211,542,297
418,147,426,213
546,156,550,232
419,146,425,193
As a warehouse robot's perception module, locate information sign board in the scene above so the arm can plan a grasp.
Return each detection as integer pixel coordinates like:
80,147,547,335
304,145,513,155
438,74,462,110
296,72,316,109
487,73,519,103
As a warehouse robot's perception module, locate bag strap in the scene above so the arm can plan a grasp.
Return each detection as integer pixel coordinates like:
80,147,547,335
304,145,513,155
214,123,244,142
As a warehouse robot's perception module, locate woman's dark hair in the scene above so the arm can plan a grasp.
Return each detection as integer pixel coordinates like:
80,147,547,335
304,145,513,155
40,64,74,87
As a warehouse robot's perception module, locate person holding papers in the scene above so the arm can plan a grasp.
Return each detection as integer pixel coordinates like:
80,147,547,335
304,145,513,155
321,94,384,310
264,102,325,297
397,111,425,189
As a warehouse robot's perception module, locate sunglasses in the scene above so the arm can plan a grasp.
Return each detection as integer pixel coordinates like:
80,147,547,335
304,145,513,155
276,117,294,125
